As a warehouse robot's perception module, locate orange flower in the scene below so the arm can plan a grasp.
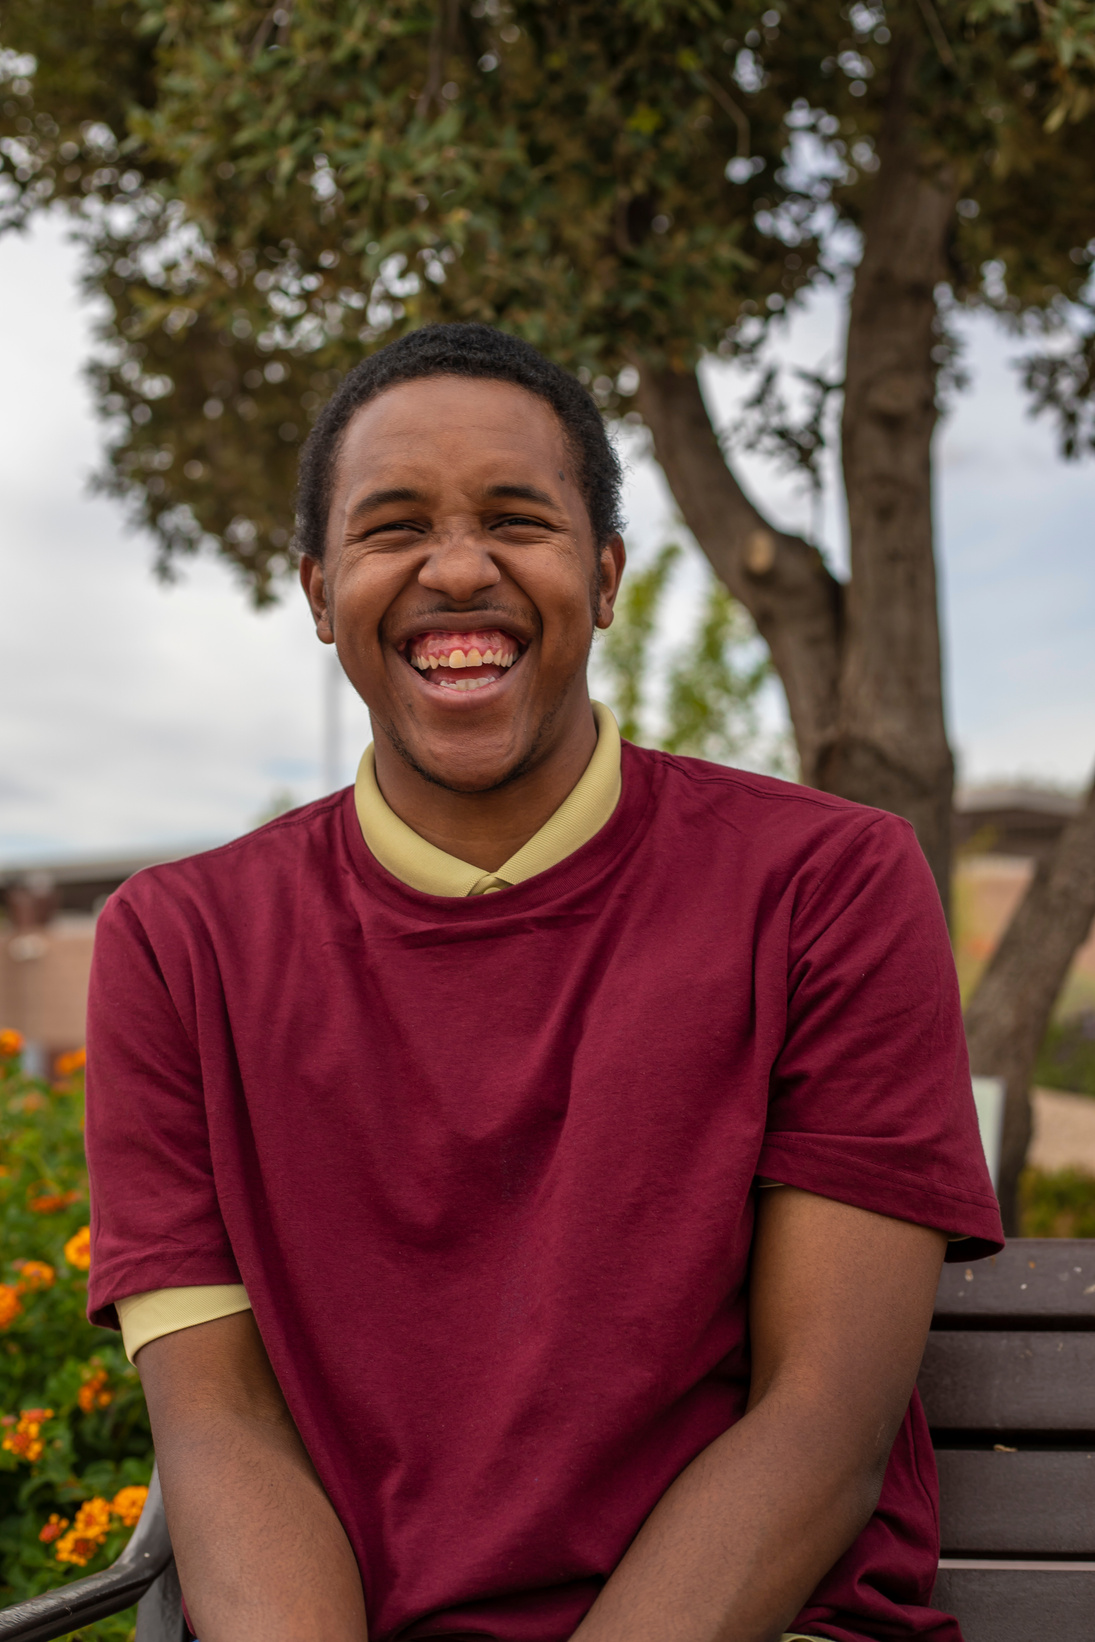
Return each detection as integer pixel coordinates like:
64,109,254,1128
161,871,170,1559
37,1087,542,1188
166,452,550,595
54,1047,86,1077
12,1260,55,1292
54,1534,98,1566
0,1284,22,1329
77,1366,113,1413
39,1514,69,1545
1,1408,53,1463
111,1485,149,1527
0,1028,24,1057
63,1227,91,1271
73,1497,112,1536
55,1497,113,1565
28,1189,80,1215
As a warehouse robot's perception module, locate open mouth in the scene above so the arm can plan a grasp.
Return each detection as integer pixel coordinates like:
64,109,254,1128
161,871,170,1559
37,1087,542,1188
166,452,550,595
402,628,524,694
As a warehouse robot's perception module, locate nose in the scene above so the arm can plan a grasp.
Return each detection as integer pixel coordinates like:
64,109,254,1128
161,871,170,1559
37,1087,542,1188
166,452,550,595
417,524,502,604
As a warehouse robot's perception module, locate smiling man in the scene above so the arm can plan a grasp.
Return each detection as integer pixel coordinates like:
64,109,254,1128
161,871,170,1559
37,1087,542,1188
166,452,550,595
86,324,1003,1642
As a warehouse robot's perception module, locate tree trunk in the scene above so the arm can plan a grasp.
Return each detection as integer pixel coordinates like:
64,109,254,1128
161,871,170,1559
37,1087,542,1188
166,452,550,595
830,124,957,903
964,769,1095,1232
637,44,957,915
633,367,843,787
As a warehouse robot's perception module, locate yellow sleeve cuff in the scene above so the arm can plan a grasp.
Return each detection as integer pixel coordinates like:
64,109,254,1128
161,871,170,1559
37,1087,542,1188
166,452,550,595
116,1284,252,1362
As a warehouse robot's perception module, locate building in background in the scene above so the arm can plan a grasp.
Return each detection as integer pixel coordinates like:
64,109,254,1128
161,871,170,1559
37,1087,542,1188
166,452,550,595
953,784,1080,861
952,786,1095,1017
0,850,199,1076
3,785,1094,1076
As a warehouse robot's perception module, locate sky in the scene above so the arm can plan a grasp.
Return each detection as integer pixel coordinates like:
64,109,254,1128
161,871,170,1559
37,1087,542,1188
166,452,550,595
1,213,1094,865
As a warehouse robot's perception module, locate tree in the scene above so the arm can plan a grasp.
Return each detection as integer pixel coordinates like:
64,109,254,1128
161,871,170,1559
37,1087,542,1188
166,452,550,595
2,0,1094,1225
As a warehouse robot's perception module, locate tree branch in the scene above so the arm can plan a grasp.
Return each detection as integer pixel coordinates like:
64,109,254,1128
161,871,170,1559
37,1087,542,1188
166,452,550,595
912,0,958,72
419,0,462,118
634,364,842,785
696,71,750,157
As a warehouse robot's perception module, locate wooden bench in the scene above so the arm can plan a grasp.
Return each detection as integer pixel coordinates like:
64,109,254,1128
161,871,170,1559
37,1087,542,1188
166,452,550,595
2,1237,1092,1641
921,1237,1095,1640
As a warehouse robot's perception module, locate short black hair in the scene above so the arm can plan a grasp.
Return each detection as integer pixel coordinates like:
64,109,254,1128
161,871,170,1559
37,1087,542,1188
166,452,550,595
294,323,624,561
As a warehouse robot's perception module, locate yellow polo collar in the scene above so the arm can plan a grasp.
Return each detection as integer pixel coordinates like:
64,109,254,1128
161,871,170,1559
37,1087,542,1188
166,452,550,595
355,701,622,896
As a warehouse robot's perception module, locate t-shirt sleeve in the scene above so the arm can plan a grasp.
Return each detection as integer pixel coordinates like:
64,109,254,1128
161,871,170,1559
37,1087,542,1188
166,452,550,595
758,813,1004,1260
85,888,243,1329
116,1285,252,1362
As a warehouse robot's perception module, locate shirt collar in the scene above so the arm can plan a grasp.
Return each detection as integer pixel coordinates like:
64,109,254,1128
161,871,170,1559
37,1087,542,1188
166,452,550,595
354,702,622,897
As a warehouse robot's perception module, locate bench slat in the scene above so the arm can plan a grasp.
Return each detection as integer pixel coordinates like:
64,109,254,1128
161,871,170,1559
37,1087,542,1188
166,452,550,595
937,1450,1095,1554
931,1564,1095,1642
934,1240,1095,1322
919,1331,1095,1429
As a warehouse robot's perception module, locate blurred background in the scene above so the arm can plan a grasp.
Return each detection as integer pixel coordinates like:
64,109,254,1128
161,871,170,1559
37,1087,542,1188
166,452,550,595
2,1,1095,1226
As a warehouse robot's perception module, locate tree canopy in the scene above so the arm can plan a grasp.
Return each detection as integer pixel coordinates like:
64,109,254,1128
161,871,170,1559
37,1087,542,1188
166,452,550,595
1,0,1092,594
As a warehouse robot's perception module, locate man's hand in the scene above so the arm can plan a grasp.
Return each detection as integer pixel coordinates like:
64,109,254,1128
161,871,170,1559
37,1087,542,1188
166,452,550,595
136,1310,368,1642
570,1188,947,1642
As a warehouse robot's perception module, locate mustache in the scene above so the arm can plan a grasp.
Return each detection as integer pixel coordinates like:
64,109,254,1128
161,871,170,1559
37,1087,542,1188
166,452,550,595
383,600,535,638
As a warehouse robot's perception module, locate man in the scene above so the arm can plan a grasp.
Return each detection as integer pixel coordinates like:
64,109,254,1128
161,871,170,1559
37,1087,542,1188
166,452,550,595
86,323,1003,1642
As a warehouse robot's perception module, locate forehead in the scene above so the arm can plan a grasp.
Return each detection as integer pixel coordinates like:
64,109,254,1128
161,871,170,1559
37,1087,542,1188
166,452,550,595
333,374,572,490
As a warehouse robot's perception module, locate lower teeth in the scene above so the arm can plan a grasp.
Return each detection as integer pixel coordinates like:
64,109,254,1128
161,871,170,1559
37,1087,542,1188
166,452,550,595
437,676,495,691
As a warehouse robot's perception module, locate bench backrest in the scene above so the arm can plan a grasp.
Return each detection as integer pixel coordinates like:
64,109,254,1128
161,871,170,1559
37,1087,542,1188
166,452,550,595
920,1238,1095,1642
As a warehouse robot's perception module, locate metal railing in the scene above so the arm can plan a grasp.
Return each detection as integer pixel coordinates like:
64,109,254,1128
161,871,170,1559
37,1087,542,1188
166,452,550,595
0,1465,190,1642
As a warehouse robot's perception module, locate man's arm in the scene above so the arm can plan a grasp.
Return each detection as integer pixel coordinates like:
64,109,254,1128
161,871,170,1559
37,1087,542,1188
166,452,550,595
571,1187,947,1642
136,1310,368,1642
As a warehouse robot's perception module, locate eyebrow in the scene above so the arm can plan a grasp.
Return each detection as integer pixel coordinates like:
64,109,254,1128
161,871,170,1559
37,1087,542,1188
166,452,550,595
485,483,560,508
346,486,426,523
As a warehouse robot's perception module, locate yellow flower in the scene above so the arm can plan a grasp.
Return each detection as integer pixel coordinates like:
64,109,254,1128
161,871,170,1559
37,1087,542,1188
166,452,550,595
63,1227,92,1271
111,1485,149,1527
0,1284,22,1329
1,1408,53,1464
54,1047,86,1077
13,1260,55,1292
0,1028,24,1057
39,1513,69,1545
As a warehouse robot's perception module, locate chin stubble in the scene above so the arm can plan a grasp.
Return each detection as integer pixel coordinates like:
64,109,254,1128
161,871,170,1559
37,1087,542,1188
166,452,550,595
379,696,566,795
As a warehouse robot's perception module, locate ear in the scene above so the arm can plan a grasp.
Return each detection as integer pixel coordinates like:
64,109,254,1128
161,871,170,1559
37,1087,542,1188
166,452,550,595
299,555,335,644
594,533,627,630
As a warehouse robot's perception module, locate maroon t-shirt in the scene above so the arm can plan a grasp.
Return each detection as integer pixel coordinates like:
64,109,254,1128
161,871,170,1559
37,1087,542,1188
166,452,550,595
86,744,1003,1642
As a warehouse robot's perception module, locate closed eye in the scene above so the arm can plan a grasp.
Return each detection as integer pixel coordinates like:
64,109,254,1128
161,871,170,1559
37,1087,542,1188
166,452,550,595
354,512,559,544
490,514,556,531
359,518,426,541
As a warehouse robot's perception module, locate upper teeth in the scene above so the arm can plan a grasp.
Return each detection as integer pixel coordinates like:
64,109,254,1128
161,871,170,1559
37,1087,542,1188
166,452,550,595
409,648,516,671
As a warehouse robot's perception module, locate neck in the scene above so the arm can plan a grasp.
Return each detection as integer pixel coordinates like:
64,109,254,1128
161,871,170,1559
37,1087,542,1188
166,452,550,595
370,694,599,872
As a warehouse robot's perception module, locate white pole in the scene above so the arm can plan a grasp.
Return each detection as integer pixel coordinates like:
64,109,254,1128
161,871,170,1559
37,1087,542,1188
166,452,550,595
323,645,342,793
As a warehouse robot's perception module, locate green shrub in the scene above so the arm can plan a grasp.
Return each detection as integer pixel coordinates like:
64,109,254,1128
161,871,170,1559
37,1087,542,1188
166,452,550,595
1020,1165,1095,1238
1034,1012,1095,1098
0,1036,153,1640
